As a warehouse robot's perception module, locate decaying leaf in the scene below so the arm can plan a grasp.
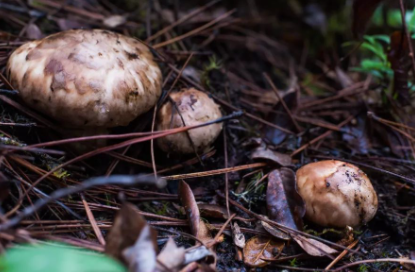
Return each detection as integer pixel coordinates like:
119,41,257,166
266,168,305,231
292,234,337,257
183,246,216,265
251,145,292,166
179,180,213,245
232,222,246,248
352,0,383,38
263,90,298,145
156,238,185,272
261,219,290,241
243,236,284,267
105,203,158,264
199,204,229,219
122,225,157,272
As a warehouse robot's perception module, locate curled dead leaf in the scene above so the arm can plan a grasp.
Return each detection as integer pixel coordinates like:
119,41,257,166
199,204,229,219
243,236,285,267
156,238,185,272
122,225,157,272
251,145,292,166
105,203,158,264
232,222,246,248
261,219,290,241
292,234,337,257
179,181,212,245
266,168,305,231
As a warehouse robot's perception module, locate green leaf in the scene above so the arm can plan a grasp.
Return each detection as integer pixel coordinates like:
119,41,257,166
0,243,126,272
409,6,415,33
360,42,386,61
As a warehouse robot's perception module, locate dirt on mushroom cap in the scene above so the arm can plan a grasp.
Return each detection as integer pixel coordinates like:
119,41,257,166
296,160,378,228
7,29,162,128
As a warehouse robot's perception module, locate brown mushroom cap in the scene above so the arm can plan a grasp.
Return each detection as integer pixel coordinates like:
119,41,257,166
6,29,162,128
296,160,378,228
156,88,222,154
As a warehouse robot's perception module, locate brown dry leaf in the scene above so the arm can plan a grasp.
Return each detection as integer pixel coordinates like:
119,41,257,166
243,236,285,267
260,219,290,241
251,145,292,166
263,90,298,145
156,238,185,272
352,0,383,38
122,225,157,272
232,222,246,248
292,234,337,257
105,203,158,263
266,168,305,231
179,180,212,245
199,204,228,219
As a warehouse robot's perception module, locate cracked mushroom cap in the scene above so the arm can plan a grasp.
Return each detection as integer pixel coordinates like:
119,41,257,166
156,88,222,154
296,160,378,228
6,29,162,128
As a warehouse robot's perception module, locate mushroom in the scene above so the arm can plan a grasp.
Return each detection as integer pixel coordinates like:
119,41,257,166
296,160,378,228
6,29,162,134
156,88,222,154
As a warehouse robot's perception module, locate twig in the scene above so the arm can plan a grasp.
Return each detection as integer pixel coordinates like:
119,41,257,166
332,258,415,271
81,194,106,246
164,162,266,180
325,239,359,270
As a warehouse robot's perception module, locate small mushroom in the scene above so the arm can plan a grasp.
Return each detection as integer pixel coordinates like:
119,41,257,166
296,160,378,228
156,88,222,154
6,29,162,130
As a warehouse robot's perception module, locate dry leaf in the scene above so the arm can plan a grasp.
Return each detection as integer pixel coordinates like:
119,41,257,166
122,225,157,272
261,220,290,241
183,246,216,265
251,145,292,166
243,236,285,267
199,204,229,219
179,181,213,245
292,235,337,257
232,222,246,248
263,90,298,145
156,238,185,272
105,203,158,263
267,168,305,231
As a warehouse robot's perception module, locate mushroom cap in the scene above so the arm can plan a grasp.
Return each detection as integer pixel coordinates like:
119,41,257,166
296,160,378,228
6,29,162,128
156,88,222,154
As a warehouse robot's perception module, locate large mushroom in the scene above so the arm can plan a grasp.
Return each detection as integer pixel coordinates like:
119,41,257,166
296,160,378,228
6,29,162,133
156,88,222,154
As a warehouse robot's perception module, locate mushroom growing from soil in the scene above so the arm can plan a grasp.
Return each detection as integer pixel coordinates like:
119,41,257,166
6,29,162,135
296,160,378,228
156,88,222,154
